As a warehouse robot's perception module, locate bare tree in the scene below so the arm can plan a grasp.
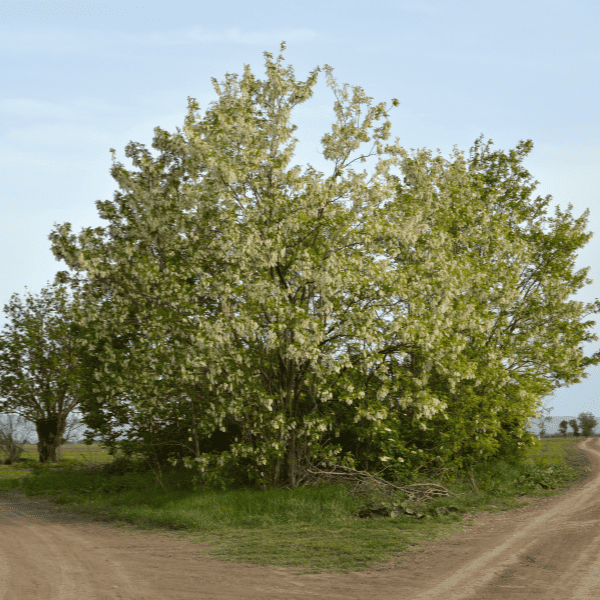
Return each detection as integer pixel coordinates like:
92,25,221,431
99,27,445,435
532,392,555,438
54,410,88,458
0,412,36,464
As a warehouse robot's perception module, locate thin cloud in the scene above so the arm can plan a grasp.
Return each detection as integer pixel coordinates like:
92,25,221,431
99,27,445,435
0,97,128,120
396,1,438,15
0,23,324,54
119,26,322,47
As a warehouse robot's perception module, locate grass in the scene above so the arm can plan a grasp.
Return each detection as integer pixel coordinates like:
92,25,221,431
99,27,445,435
0,437,594,575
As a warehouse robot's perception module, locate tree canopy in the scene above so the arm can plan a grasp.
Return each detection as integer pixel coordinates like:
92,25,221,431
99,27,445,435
44,41,600,490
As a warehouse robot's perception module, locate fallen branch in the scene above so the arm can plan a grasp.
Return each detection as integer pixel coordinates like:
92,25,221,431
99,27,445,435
298,462,467,504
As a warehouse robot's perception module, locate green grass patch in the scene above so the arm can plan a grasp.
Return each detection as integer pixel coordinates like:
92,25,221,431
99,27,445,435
0,438,593,574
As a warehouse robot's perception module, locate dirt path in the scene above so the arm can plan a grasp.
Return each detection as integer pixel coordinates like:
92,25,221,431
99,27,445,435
1,438,600,599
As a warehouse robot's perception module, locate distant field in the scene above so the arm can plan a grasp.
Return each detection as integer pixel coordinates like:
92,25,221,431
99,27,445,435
1,443,120,466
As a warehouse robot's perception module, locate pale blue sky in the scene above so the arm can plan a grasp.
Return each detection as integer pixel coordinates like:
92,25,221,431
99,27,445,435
1,0,599,440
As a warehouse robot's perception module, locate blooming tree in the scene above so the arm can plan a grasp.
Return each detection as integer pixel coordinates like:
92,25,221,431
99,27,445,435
47,42,599,490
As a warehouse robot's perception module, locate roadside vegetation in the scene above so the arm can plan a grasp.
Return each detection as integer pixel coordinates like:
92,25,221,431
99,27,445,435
0,436,594,575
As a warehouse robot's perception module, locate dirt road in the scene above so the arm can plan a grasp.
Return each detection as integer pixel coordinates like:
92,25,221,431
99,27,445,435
1,437,600,599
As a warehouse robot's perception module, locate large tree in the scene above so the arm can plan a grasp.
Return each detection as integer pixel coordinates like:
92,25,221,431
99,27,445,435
577,412,598,437
47,41,598,491
0,281,88,462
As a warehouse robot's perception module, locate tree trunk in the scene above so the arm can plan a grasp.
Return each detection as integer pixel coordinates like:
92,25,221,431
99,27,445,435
468,465,480,495
35,416,63,463
187,395,205,486
287,429,297,488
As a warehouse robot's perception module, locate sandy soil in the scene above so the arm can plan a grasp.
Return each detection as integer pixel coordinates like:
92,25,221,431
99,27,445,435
1,438,600,599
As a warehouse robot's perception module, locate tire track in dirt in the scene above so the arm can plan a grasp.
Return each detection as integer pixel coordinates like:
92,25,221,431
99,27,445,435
1,438,599,599
409,436,600,600
0,494,154,599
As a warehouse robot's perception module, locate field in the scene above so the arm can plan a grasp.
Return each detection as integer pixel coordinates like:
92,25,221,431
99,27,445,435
0,438,594,575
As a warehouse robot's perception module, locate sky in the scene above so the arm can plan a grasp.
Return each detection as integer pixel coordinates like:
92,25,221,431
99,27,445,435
1,0,600,442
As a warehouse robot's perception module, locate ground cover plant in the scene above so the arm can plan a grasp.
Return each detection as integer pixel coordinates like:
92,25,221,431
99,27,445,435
0,437,592,575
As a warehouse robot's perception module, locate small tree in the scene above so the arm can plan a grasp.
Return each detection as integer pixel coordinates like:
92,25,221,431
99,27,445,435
0,280,88,463
558,420,569,437
568,418,580,437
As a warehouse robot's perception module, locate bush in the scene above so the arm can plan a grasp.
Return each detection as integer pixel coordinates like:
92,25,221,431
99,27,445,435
516,464,578,490
101,455,149,476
